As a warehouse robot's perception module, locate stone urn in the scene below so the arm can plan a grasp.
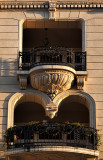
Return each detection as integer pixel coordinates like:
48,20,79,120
30,68,75,98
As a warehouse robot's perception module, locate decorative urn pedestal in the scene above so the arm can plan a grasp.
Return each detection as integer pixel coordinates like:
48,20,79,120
30,68,75,99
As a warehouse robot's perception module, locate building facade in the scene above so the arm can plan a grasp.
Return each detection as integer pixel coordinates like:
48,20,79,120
0,0,103,160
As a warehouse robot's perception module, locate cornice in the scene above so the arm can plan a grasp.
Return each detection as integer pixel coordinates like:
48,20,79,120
0,1,103,10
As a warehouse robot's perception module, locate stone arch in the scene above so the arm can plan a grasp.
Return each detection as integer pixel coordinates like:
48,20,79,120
7,92,51,128
53,91,96,128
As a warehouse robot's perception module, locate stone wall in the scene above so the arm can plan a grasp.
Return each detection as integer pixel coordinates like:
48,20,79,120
0,8,103,159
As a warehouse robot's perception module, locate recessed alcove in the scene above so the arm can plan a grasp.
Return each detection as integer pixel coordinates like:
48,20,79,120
14,102,50,126
14,97,89,126
23,20,82,50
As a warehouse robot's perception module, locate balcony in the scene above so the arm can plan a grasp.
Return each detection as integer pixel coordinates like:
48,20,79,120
17,46,87,91
18,46,86,71
5,123,99,156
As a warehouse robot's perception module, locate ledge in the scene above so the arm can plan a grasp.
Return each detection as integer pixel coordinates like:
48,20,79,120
17,65,87,91
17,66,87,76
29,65,76,74
6,146,99,157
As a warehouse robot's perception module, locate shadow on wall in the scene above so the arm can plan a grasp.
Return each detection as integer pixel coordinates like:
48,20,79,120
0,56,18,141
87,10,103,14
0,55,19,93
0,58,17,77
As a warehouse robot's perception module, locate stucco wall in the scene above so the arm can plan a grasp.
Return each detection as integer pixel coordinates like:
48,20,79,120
0,9,103,159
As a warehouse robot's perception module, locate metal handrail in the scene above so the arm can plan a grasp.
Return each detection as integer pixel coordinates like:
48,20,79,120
18,46,86,71
5,122,98,151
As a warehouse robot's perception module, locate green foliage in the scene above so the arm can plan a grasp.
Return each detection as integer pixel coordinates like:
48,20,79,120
96,131,101,150
4,121,101,150
28,121,39,125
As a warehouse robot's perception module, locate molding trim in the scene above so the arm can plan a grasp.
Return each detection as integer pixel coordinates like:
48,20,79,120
0,1,103,10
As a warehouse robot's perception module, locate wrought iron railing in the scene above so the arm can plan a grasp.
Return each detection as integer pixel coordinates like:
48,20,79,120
18,47,86,71
5,123,98,151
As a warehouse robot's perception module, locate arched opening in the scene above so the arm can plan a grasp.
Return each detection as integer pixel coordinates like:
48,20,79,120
8,92,96,128
53,95,90,126
53,102,89,125
13,94,89,126
14,102,50,126
14,101,89,126
7,93,50,128
14,102,46,126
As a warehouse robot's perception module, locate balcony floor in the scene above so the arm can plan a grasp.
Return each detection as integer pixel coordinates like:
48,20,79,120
6,150,98,160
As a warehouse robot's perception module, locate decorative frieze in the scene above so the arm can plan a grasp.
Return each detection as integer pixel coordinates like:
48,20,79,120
0,1,103,10
0,2,49,10
49,1,56,11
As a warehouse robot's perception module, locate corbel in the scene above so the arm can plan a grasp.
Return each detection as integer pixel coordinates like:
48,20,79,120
17,71,29,90
19,75,28,90
76,71,88,90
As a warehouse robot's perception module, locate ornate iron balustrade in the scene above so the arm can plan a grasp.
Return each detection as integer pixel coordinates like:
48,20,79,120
5,123,98,151
18,47,86,71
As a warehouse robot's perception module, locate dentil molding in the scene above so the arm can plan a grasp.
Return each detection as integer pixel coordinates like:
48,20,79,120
0,1,103,10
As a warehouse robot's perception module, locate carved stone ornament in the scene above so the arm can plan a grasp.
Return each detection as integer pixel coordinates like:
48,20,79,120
49,1,56,20
49,11,55,20
76,75,85,90
45,102,58,119
30,70,74,99
19,75,27,90
0,1,102,10
49,1,56,11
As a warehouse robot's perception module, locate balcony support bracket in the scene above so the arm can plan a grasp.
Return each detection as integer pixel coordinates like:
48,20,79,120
76,71,87,90
19,75,28,90
17,71,29,90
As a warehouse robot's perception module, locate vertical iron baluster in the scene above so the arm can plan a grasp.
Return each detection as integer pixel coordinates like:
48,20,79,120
24,126,26,148
32,52,34,67
10,129,12,149
19,128,21,147
82,52,86,71
69,51,70,63
94,130,96,150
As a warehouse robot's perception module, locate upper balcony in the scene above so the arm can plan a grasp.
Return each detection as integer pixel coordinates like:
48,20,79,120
17,46,87,93
17,20,87,93
18,46,86,71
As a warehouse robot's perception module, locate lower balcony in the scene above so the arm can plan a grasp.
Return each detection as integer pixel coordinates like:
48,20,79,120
5,122,99,158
